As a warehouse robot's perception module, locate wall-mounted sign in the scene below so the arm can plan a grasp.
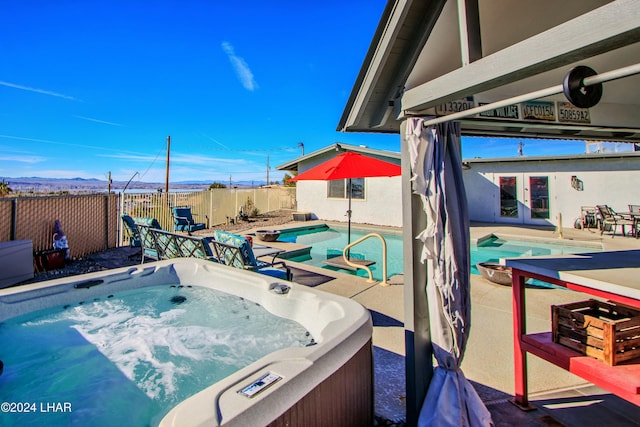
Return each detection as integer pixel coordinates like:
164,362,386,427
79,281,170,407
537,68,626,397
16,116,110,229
558,102,591,123
478,103,520,119
435,97,475,116
522,101,556,121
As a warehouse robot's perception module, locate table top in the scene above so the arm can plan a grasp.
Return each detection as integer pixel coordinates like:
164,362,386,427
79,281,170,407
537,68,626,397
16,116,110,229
622,211,640,217
252,244,285,259
505,249,640,301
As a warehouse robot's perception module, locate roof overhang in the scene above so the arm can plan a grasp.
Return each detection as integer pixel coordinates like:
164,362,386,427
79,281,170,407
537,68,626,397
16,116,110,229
275,143,401,172
338,0,640,143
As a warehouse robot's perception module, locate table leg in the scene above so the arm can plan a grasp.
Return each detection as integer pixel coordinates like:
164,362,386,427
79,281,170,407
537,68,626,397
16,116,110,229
510,269,536,411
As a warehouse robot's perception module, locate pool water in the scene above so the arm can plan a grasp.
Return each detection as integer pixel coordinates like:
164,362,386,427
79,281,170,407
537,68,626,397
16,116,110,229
0,285,313,427
471,237,597,274
281,225,600,282
282,226,404,281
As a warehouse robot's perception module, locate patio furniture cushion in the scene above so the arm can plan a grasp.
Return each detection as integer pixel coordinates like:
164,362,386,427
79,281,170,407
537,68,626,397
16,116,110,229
212,230,257,267
132,217,163,262
211,230,290,280
121,214,141,247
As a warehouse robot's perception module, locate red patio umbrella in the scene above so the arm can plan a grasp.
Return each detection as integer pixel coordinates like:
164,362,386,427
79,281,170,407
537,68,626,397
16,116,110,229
291,151,401,255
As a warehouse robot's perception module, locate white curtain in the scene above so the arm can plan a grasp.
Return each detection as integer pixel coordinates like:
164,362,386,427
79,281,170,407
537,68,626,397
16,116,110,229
406,117,492,427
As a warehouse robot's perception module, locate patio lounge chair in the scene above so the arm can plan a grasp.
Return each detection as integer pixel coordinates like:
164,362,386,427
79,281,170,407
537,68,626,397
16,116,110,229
211,230,291,280
171,206,208,235
596,205,634,237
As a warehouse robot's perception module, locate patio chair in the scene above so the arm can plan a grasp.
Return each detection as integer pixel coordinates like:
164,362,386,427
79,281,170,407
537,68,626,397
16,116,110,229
171,206,208,235
595,205,634,237
211,230,291,280
121,214,141,248
579,206,598,229
132,217,163,263
629,205,640,238
151,228,218,262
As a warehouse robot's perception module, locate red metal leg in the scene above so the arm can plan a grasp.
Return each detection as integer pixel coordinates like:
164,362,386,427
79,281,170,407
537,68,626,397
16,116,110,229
510,268,536,411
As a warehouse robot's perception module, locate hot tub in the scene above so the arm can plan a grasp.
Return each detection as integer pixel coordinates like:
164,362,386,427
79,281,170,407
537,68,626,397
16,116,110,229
0,258,372,426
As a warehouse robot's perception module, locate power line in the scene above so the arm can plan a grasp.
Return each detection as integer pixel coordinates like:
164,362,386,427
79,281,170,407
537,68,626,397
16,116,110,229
176,138,301,154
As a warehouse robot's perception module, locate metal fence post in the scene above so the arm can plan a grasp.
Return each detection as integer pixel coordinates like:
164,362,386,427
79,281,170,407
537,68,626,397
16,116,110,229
10,198,17,240
104,194,110,250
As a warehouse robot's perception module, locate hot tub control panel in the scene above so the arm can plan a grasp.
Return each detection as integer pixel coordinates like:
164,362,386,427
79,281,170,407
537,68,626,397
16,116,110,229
238,372,282,398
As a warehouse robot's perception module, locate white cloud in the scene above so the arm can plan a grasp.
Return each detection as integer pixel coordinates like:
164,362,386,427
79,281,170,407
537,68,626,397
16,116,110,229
221,42,258,91
73,115,123,126
0,154,45,163
99,153,159,162
0,80,78,101
171,153,247,166
0,134,147,155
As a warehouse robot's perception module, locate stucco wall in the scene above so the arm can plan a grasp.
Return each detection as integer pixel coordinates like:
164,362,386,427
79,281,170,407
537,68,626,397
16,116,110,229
295,176,402,227
464,155,640,228
293,150,640,230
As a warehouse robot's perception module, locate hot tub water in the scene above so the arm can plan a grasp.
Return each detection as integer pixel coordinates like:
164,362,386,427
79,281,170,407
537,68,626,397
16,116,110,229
0,285,313,426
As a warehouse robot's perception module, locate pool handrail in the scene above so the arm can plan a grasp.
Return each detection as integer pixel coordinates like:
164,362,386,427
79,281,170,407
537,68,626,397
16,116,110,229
342,233,389,286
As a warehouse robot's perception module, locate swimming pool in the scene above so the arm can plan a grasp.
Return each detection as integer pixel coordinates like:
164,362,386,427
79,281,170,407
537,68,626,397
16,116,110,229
279,225,601,281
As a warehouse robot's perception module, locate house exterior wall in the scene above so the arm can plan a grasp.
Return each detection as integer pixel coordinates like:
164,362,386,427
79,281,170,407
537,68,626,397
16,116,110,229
463,155,640,228
291,147,640,230
296,177,402,227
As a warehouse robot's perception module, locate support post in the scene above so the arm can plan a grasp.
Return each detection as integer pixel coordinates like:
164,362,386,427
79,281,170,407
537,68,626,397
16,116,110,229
401,120,433,425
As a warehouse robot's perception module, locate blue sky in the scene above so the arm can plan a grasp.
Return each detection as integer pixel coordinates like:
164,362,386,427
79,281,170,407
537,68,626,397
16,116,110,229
0,1,590,184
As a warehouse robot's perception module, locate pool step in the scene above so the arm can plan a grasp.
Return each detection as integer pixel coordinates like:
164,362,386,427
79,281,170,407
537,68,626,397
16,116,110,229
323,256,376,271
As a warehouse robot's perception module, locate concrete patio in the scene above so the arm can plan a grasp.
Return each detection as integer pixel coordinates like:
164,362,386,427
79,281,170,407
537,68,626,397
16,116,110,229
262,220,640,426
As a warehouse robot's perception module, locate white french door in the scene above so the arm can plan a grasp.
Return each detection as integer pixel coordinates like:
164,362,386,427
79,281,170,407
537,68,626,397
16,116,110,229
495,174,551,225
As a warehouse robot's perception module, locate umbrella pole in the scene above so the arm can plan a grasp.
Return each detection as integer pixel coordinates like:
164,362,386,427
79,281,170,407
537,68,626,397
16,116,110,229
347,178,352,259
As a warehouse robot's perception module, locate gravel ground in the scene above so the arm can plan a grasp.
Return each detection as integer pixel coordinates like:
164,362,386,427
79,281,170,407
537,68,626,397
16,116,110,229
208,209,298,233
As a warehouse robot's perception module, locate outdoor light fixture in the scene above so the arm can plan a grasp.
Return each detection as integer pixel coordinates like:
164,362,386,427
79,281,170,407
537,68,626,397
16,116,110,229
571,175,584,191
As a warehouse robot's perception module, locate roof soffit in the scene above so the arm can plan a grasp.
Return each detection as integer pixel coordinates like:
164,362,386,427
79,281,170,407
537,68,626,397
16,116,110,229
340,0,640,141
401,0,640,112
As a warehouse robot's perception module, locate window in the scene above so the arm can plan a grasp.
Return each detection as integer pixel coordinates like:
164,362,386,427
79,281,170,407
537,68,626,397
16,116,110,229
327,178,365,199
529,176,549,219
499,176,518,217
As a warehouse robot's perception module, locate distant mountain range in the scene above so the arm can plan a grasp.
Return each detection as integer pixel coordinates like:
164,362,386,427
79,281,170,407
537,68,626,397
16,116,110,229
1,177,268,193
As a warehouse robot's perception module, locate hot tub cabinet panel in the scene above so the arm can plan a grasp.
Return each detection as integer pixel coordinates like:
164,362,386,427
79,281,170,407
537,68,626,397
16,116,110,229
0,259,373,426
266,341,373,427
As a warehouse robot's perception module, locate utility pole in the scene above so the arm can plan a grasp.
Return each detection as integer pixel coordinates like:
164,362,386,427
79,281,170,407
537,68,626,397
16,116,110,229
266,155,270,186
165,135,171,193
298,142,304,156
107,171,112,193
